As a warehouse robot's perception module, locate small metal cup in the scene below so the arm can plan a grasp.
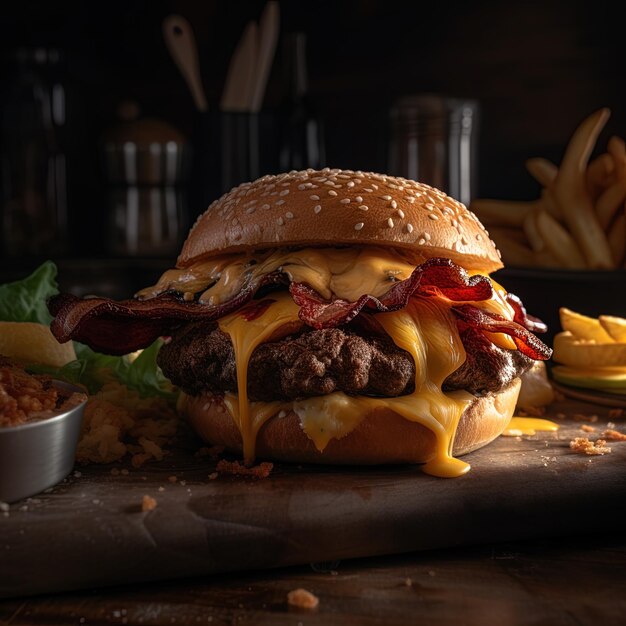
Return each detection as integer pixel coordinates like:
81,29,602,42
0,382,87,503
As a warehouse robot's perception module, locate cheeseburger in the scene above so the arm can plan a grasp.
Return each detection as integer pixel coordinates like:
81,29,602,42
49,169,551,477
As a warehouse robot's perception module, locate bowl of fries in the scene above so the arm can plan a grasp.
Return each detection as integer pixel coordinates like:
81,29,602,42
472,107,626,341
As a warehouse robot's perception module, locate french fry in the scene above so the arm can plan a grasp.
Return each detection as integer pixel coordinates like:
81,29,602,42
488,225,528,245
551,108,613,269
559,308,613,343
599,314,626,342
522,210,545,252
608,135,626,180
607,212,626,267
492,230,539,268
587,152,615,198
526,157,558,187
469,198,536,228
596,180,626,230
534,210,586,269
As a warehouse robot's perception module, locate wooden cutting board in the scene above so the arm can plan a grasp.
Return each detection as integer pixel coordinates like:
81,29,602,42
1,398,625,599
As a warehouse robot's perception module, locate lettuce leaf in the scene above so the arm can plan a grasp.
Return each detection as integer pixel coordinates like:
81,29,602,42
2,262,176,401
0,260,58,324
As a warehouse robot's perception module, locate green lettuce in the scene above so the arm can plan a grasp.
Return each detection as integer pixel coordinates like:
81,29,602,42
1,262,176,400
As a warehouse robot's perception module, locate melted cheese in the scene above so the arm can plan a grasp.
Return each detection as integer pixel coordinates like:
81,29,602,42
137,247,421,304
216,291,487,478
503,417,560,436
161,247,519,477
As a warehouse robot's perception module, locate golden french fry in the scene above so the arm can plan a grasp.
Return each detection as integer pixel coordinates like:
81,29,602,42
608,135,626,180
599,315,626,343
523,210,545,252
559,308,614,343
607,212,626,267
595,180,626,230
469,198,536,228
553,331,626,367
490,229,539,268
551,108,614,269
534,210,587,269
525,157,558,187
539,188,562,219
587,152,615,198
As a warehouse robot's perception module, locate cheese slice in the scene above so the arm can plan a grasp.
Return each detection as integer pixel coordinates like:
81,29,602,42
217,291,489,478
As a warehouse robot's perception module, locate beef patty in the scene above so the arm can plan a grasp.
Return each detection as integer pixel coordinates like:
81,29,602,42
158,321,532,401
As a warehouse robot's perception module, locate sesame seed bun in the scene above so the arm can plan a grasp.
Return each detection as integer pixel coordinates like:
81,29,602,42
181,379,520,465
178,168,503,273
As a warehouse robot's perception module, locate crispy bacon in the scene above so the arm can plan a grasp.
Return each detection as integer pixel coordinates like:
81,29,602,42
290,258,494,328
48,272,287,355
48,257,550,361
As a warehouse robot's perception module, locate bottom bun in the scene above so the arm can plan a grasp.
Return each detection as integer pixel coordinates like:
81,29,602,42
182,379,521,465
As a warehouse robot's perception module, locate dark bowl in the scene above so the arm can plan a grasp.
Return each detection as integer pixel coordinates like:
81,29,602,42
494,267,626,346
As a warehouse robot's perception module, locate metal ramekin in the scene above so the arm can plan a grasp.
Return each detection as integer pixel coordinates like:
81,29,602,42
0,381,87,503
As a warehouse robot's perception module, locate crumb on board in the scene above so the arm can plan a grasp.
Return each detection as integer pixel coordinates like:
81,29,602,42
569,437,611,456
287,588,319,610
216,459,273,479
572,413,599,423
141,495,157,512
580,424,596,433
602,429,626,441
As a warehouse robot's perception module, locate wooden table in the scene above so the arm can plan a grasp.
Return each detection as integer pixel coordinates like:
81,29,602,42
1,394,625,625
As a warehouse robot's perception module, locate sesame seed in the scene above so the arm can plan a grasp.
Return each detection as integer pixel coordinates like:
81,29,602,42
476,233,483,241
347,181,355,188
418,237,426,245
354,222,364,231
397,209,405,218
425,203,435,211
407,197,415,203
355,196,363,203
382,195,392,201
406,223,414,233
277,217,284,225
232,218,239,226
387,218,394,228
285,211,294,219
364,188,373,192
424,233,431,241
340,198,350,204
313,205,322,213
245,207,256,214
298,184,307,190
461,236,468,245
310,195,320,200
261,204,270,210
328,190,338,196
428,214,439,221
390,200,398,209
324,180,335,186
358,205,369,211
371,184,379,190
280,189,290,196
276,199,285,206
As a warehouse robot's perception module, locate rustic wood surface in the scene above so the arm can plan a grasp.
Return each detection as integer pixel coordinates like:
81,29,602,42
0,396,625,624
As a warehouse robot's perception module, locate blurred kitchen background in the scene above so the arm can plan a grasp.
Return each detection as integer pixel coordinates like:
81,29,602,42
0,0,625,304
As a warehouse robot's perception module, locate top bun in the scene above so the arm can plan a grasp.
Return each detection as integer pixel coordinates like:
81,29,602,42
179,169,503,273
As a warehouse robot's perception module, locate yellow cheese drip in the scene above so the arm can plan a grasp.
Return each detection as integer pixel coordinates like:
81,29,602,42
218,291,478,477
504,417,560,436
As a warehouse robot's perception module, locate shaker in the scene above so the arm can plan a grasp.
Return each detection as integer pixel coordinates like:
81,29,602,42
387,95,479,206
100,104,191,257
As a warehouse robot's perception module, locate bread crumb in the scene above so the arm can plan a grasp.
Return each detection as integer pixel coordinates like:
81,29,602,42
573,413,599,423
608,408,624,420
580,424,596,433
216,459,273,479
569,437,611,455
142,495,157,511
602,429,626,441
287,588,319,610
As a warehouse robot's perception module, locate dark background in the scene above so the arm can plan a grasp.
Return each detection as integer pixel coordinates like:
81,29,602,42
1,0,624,265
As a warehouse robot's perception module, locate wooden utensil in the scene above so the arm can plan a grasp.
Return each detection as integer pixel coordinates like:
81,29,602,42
163,14,208,112
220,20,258,112
250,1,280,113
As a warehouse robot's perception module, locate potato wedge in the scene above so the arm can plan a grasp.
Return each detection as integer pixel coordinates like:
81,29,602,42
559,307,614,343
0,321,76,367
553,331,626,367
599,315,626,342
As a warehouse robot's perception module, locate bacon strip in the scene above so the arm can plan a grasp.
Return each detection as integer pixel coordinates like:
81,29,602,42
452,305,552,360
48,272,287,355
505,292,548,334
290,258,494,328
